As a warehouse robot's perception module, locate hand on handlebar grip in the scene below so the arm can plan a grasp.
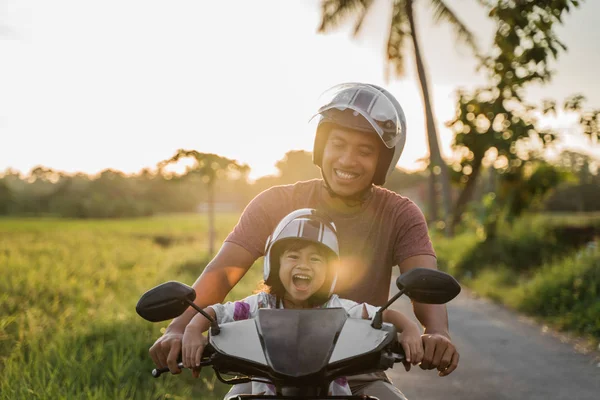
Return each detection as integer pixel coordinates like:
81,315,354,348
152,362,184,378
151,358,212,378
399,326,424,372
148,331,184,375
182,325,209,378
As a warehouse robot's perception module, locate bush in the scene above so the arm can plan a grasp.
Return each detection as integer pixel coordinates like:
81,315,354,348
451,215,600,278
514,245,600,337
544,183,600,212
431,231,479,275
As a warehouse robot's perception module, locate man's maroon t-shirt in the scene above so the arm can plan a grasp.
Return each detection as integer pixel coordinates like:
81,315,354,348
225,179,436,306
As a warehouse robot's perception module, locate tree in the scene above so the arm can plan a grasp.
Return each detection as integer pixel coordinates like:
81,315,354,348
160,150,250,257
447,0,582,232
318,0,480,234
562,94,600,144
0,179,13,215
447,89,556,230
544,94,600,184
274,150,321,184
247,150,321,201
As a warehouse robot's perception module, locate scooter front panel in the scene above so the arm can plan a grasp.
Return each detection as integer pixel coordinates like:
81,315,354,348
329,319,392,363
211,319,268,365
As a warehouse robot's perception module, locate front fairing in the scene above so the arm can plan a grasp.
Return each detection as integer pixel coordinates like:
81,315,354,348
228,396,379,400
208,308,397,387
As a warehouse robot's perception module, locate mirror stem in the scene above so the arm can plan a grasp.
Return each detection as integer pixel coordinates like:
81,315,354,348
185,299,221,335
371,289,405,329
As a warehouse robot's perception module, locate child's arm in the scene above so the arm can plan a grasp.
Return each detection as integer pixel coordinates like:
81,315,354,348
382,309,424,370
182,307,217,377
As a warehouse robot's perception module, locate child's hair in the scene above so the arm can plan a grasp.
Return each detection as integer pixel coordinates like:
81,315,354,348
258,238,337,306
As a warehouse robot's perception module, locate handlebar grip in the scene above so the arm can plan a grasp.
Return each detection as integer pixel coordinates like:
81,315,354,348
391,341,406,362
152,362,184,378
151,359,213,378
152,344,216,378
391,341,405,355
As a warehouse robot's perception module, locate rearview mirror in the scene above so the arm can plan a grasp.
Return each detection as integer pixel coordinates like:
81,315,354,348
396,268,461,304
136,281,196,322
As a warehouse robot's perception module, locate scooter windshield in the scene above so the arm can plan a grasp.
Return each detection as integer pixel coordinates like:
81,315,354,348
256,308,347,378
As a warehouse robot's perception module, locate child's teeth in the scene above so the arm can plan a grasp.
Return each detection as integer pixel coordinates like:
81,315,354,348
294,274,311,280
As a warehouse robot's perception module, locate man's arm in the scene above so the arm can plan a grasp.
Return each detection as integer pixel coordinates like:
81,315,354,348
397,254,449,337
166,241,257,332
397,254,458,376
149,241,257,373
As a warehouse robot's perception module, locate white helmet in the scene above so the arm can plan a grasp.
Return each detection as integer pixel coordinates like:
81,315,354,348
311,82,407,186
264,208,339,298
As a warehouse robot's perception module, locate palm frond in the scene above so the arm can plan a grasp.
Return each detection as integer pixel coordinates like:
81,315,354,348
352,0,375,36
428,0,480,55
318,0,369,33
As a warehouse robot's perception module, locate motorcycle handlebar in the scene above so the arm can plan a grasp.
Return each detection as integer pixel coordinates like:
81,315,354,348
152,359,212,378
152,343,407,377
391,341,404,355
391,341,406,363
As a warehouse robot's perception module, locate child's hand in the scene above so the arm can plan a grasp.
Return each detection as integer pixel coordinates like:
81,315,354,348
182,323,208,378
399,323,424,372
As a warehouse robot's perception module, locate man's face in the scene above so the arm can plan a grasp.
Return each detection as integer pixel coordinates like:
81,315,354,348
321,127,381,197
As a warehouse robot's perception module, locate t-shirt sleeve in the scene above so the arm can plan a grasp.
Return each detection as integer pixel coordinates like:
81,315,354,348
224,187,285,259
393,200,436,266
208,293,265,324
334,296,380,319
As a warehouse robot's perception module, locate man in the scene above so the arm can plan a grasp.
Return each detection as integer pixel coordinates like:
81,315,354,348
149,83,459,399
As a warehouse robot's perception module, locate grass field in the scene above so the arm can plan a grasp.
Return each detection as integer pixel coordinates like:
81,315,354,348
0,214,264,399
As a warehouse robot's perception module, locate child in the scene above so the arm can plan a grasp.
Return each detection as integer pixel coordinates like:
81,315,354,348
181,208,424,396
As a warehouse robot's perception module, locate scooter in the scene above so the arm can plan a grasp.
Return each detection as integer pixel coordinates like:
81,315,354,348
136,267,461,399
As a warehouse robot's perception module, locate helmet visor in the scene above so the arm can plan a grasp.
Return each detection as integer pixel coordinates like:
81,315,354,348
310,83,404,149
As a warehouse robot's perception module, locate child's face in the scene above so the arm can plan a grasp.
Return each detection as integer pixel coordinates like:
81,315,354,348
278,243,328,306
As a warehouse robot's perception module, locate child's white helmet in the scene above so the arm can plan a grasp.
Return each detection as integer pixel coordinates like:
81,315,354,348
264,208,340,297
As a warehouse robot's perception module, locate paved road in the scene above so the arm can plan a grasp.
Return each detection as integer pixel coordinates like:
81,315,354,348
386,287,600,400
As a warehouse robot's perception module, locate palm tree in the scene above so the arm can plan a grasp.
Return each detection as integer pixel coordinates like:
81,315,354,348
160,150,249,257
318,0,480,234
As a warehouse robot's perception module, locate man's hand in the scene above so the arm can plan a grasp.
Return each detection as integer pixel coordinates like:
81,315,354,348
420,333,459,376
149,331,184,375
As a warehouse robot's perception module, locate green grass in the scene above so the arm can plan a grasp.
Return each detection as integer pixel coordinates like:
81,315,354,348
0,213,263,400
511,245,600,337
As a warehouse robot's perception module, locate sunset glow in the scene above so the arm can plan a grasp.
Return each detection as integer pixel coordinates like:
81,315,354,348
1,0,598,180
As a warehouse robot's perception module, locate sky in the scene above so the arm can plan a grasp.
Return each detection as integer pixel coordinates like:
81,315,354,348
1,0,599,180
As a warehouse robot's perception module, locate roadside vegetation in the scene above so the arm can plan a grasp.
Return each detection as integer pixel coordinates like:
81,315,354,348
434,213,600,345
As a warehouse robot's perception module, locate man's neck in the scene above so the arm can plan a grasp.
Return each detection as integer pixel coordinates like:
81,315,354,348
320,186,372,214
